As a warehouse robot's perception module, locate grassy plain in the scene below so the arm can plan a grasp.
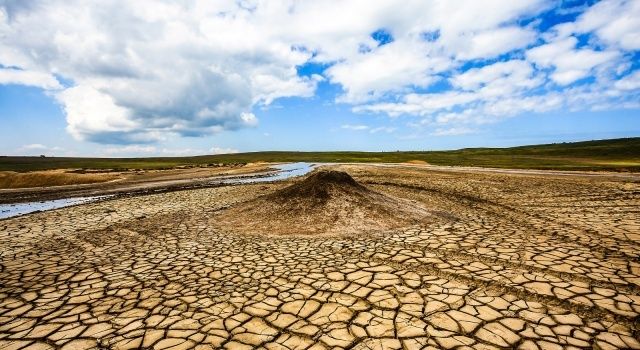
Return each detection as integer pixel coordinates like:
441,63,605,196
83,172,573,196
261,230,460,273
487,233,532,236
1,137,638,172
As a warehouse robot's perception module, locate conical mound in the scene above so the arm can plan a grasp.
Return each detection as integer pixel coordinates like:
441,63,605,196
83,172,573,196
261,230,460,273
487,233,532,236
213,170,432,236
273,170,364,200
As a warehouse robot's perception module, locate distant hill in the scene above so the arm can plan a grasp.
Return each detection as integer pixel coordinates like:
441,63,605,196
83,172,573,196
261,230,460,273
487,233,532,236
1,137,639,172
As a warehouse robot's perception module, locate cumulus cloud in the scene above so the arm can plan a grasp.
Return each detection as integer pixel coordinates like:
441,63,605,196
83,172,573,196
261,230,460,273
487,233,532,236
526,37,618,85
615,70,640,91
352,4,638,134
0,1,312,144
0,0,638,144
451,60,542,97
0,68,61,89
327,39,451,103
454,26,537,60
552,0,640,50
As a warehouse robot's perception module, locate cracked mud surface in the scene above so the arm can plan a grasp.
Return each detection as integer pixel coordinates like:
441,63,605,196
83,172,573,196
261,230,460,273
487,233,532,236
1,164,639,349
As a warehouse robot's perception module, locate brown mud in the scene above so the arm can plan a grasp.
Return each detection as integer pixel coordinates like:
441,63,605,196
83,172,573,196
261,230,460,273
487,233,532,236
214,170,433,236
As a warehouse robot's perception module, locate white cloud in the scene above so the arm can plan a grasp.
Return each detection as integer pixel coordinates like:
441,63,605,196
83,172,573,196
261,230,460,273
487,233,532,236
431,127,476,136
252,73,320,105
57,86,141,143
0,1,551,141
103,145,157,155
341,124,396,133
481,93,564,116
321,1,548,103
615,70,640,91
17,144,64,155
451,60,542,97
370,126,396,134
102,145,234,156
0,0,638,146
355,91,480,117
0,1,309,144
455,26,537,60
209,147,239,155
554,0,640,50
341,124,370,131
345,2,637,129
21,143,48,150
526,37,619,85
327,39,451,103
0,68,61,89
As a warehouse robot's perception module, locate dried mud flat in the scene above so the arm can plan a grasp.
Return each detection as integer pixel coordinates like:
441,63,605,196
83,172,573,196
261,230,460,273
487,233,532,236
1,164,639,350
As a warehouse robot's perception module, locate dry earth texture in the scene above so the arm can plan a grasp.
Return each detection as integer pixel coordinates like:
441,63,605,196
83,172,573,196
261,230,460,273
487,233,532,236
0,164,639,350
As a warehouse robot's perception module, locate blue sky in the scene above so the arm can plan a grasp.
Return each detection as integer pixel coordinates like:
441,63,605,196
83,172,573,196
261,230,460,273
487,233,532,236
0,0,639,157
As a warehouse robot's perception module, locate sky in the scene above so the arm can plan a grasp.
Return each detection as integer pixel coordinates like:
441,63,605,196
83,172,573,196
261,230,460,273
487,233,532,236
0,0,639,157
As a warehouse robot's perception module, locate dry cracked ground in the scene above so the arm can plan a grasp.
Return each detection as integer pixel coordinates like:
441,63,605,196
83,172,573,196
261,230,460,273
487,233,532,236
1,164,639,349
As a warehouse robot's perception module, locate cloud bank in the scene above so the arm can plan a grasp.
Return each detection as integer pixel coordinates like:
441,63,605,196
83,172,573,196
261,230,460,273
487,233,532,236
0,0,638,143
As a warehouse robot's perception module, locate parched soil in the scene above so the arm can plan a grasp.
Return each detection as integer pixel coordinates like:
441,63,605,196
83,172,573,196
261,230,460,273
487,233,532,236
0,164,639,349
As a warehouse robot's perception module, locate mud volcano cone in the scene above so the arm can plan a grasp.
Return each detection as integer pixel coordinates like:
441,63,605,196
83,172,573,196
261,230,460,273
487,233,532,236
214,170,432,236
271,170,369,203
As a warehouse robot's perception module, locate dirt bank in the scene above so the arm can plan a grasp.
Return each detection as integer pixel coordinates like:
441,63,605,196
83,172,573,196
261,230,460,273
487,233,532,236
0,163,273,203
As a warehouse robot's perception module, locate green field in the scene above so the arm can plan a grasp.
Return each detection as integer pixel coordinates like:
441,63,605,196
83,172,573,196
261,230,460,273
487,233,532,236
1,137,639,172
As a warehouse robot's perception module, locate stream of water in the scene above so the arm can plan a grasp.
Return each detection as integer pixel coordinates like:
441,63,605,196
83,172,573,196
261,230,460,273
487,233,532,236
0,162,318,220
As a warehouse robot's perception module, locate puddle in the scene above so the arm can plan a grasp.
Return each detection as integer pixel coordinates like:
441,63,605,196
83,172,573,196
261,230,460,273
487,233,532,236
0,162,320,219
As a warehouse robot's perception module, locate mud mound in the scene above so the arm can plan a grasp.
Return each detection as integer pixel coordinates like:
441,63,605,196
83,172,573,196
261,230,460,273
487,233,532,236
269,170,367,202
213,170,432,236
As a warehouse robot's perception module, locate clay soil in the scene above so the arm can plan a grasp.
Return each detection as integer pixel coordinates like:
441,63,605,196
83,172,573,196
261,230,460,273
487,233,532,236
1,164,639,349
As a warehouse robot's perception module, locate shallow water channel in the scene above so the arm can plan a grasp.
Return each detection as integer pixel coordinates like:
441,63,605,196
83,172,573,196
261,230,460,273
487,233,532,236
0,162,318,220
